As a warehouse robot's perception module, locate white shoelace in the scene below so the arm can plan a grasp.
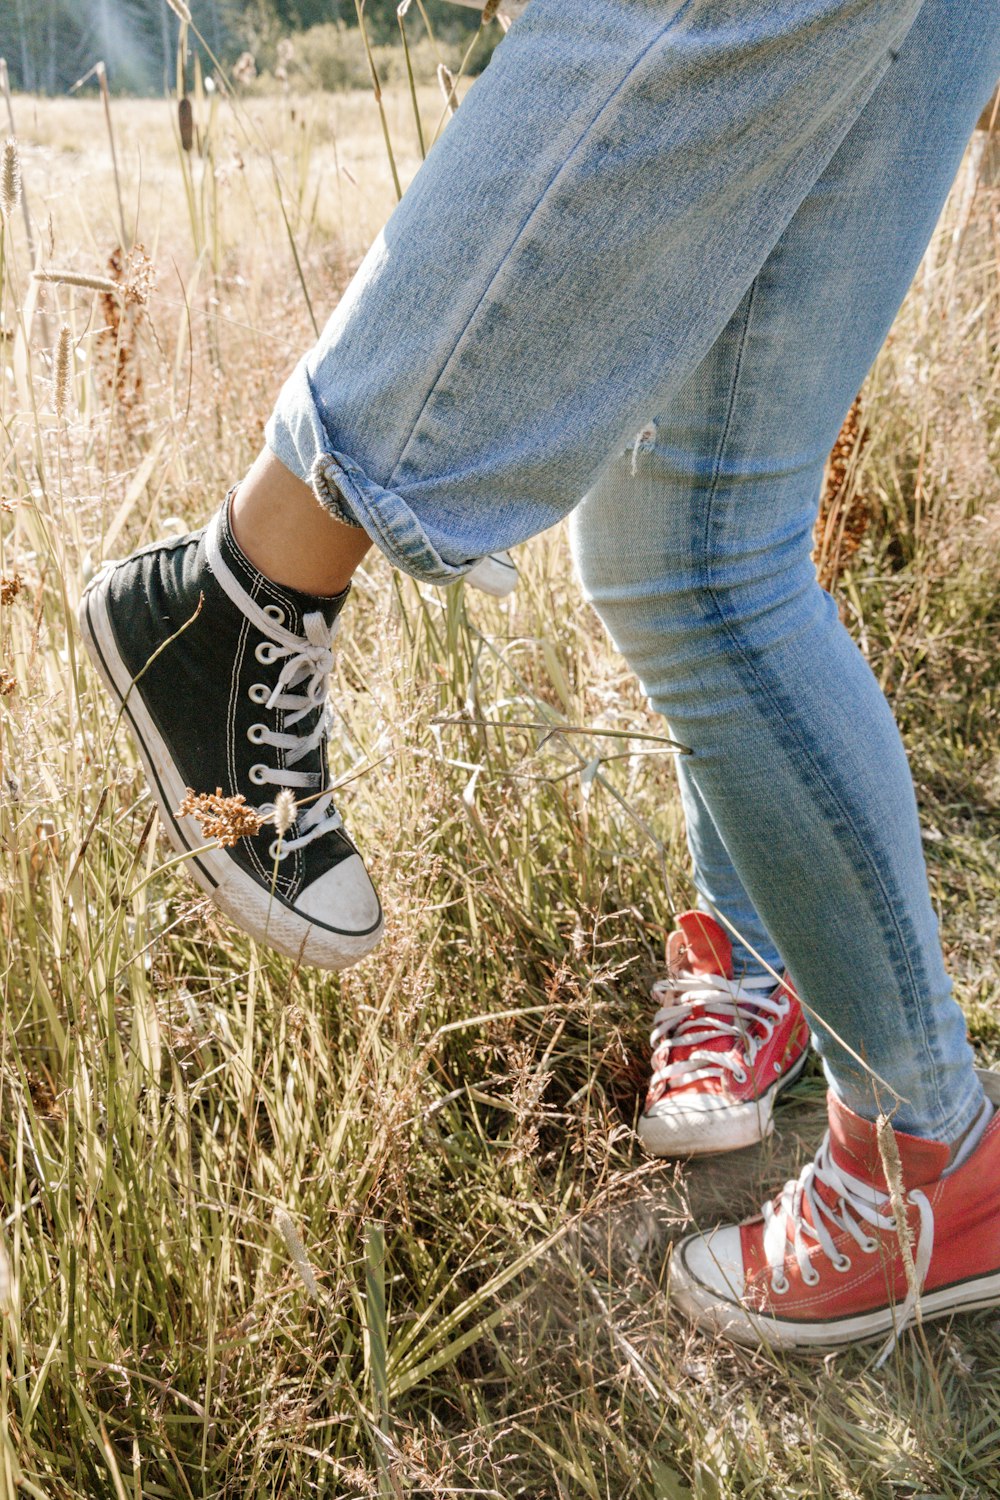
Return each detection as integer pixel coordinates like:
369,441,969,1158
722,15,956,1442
761,1132,934,1365
649,971,791,1089
249,610,344,858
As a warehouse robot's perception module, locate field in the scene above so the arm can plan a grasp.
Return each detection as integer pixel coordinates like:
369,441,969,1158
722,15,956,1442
0,73,998,1500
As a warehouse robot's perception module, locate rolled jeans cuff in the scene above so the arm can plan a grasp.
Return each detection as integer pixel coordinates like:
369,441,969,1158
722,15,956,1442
265,357,475,585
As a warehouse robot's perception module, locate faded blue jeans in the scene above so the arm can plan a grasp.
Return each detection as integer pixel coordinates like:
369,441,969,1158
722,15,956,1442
266,0,1000,1142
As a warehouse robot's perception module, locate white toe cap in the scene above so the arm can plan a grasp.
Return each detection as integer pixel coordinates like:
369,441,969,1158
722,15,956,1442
296,854,382,935
638,1091,773,1157
674,1225,746,1304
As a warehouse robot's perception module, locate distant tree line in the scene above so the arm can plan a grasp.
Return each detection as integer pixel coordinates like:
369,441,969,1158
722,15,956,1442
0,0,483,96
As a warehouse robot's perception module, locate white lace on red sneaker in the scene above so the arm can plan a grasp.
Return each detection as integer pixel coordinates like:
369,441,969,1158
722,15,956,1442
638,911,809,1158
649,971,794,1091
762,1132,933,1364
671,1069,1000,1359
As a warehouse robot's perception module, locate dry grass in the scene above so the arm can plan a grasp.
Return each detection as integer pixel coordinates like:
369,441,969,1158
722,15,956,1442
0,78,997,1500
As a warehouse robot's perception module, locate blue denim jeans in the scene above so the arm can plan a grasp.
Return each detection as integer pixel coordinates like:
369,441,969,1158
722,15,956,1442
266,0,1000,1141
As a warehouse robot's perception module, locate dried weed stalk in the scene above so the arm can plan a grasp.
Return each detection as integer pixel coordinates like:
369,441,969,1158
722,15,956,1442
876,1112,920,1318
815,395,871,589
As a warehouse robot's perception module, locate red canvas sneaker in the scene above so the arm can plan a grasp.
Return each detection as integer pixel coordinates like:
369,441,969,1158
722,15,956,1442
670,1070,1000,1357
638,911,809,1157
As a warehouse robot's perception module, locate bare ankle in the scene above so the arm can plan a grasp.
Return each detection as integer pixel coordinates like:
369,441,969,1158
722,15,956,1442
231,448,371,597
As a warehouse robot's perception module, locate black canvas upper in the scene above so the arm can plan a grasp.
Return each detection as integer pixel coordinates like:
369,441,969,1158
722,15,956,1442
101,500,358,905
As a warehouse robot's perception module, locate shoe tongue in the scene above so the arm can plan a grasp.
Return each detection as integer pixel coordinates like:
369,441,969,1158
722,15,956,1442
219,493,349,632
827,1092,949,1191
654,912,741,1077
670,911,734,980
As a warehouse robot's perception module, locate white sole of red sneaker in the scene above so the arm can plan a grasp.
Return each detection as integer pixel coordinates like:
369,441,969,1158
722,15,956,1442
670,1256,1000,1350
79,570,384,971
638,1048,808,1158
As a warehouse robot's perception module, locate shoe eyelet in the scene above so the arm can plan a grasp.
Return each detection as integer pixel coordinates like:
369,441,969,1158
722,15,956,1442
770,1273,790,1296
255,641,278,665
802,1268,821,1287
861,1237,879,1255
832,1254,851,1273
248,682,270,704
263,604,286,625
268,839,290,861
248,764,269,786
732,1067,748,1085
773,1061,783,1073
247,723,268,745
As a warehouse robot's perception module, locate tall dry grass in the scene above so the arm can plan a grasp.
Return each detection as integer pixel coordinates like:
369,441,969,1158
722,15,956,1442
0,61,997,1500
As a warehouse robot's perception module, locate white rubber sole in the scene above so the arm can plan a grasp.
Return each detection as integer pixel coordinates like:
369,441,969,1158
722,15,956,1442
79,569,384,971
464,551,519,599
638,1048,808,1158
670,1249,1000,1350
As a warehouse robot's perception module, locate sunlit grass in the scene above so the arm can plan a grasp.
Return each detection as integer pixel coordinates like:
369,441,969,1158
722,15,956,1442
0,76,997,1499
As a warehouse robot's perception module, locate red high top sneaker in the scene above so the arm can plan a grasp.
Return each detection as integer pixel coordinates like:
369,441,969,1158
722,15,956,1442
670,1070,1000,1356
638,911,809,1157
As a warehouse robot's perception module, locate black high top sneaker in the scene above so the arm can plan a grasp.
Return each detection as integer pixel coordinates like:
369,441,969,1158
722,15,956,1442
79,497,384,969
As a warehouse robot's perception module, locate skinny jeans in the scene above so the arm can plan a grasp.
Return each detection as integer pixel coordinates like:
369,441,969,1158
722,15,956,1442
267,0,1000,1141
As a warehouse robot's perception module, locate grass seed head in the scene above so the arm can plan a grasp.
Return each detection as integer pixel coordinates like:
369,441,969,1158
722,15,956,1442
0,669,15,697
273,1208,321,1302
272,787,297,838
177,788,264,846
54,324,72,419
0,138,21,219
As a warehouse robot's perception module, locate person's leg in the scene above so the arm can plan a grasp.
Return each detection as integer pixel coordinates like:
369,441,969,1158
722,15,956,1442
572,0,998,1146
85,0,938,969
571,0,1000,1353
259,0,931,586
233,449,371,596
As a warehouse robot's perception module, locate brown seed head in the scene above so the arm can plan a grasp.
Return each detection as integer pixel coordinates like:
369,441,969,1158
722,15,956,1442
177,788,264,846
179,97,194,153
0,574,23,606
121,242,156,307
0,670,15,697
1,138,21,219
